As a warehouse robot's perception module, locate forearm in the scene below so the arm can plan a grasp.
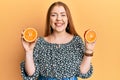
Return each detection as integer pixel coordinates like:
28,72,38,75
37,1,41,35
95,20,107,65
25,51,35,76
80,50,93,74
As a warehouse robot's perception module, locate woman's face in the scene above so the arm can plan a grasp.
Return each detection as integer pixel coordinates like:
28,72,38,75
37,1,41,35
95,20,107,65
50,6,68,33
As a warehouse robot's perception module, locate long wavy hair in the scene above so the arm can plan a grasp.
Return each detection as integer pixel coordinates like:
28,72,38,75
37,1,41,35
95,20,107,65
44,1,79,36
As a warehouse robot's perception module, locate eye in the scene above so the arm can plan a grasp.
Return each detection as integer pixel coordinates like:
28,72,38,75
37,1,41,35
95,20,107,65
51,15,55,16
51,14,57,17
61,13,66,17
61,14,66,16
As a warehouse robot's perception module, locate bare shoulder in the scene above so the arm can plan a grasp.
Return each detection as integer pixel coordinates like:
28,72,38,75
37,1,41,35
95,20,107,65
43,36,51,43
68,34,74,40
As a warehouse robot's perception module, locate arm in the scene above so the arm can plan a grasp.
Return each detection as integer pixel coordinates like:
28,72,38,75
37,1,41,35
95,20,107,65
80,41,95,74
25,50,35,76
80,54,92,74
22,38,36,76
20,38,40,80
76,36,95,78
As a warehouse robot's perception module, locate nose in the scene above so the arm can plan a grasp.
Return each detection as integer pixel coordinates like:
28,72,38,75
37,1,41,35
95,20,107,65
56,15,62,21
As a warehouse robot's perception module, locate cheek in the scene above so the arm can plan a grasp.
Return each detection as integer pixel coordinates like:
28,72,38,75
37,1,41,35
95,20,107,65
64,17,68,22
50,19,54,26
65,18,68,24
50,18,55,24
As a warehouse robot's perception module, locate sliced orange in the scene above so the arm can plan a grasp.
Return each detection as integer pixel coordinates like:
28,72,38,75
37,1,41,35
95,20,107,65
23,28,38,42
84,29,96,43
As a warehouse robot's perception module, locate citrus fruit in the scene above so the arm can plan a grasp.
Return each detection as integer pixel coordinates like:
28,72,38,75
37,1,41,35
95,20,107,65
84,29,96,43
23,28,38,42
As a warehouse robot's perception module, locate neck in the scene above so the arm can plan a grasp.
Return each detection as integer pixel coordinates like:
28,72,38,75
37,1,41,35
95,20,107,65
51,31,69,40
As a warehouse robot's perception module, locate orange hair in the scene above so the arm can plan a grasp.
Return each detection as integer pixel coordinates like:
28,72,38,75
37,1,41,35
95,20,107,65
44,1,79,36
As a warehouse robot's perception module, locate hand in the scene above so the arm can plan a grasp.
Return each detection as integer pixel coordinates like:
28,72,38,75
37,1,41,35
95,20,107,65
21,32,37,53
21,39,36,52
84,29,96,53
85,41,96,53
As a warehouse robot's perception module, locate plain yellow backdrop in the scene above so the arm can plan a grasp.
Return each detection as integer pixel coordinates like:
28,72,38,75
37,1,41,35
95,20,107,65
0,0,120,80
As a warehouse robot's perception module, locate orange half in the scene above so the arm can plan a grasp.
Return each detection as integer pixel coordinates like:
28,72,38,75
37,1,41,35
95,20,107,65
23,28,38,42
84,29,96,43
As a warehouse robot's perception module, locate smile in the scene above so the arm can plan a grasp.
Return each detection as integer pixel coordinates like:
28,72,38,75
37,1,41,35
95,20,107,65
55,23,64,27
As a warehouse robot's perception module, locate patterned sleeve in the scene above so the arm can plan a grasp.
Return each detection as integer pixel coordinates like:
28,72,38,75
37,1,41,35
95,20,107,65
20,39,40,80
76,36,93,79
77,64,93,79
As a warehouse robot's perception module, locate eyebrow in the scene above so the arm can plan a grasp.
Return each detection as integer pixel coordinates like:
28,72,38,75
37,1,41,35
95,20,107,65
51,12,66,14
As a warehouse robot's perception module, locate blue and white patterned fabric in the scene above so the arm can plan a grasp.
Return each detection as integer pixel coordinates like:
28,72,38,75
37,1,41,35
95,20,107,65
20,36,93,80
38,76,77,80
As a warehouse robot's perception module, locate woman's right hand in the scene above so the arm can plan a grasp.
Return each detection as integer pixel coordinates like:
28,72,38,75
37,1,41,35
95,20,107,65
21,39,36,52
21,33,37,76
21,32,37,53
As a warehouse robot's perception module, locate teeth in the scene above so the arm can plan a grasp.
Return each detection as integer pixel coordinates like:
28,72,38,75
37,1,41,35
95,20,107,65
55,23,63,26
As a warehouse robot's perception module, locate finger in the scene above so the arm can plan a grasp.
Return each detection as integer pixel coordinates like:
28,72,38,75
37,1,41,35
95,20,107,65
21,30,24,36
86,40,96,44
21,36,26,43
21,29,26,40
91,41,96,44
21,37,25,42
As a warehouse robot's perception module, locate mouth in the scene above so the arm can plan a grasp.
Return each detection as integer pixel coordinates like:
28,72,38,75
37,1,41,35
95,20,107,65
55,22,64,27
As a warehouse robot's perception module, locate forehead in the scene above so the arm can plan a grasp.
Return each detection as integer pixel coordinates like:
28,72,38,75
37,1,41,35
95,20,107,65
51,6,66,13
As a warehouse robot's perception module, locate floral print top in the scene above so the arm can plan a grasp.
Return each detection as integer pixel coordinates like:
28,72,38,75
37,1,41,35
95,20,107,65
20,36,93,80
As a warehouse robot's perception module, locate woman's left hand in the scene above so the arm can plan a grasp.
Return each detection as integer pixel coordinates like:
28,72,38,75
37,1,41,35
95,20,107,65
85,41,96,52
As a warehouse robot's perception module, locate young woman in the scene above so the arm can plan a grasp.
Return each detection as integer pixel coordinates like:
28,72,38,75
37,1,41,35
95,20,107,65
20,1,96,80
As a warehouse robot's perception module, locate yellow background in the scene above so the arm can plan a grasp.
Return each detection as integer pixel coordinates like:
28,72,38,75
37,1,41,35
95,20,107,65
0,0,120,80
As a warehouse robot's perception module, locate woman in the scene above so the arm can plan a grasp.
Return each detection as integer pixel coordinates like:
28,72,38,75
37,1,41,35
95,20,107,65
20,1,96,80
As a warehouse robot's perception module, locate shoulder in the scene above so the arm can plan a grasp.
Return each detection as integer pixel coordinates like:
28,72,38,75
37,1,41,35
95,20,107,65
36,37,43,42
43,36,51,43
73,36,85,51
35,37,44,46
35,36,51,45
74,35,84,42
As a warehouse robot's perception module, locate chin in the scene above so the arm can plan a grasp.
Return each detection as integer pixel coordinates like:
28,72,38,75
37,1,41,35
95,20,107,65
54,29,65,32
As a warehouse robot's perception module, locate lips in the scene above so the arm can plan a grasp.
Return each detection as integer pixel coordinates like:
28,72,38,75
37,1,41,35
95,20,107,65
55,23,64,27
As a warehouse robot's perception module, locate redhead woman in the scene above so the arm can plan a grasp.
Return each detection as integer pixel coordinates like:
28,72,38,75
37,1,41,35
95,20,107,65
20,1,96,80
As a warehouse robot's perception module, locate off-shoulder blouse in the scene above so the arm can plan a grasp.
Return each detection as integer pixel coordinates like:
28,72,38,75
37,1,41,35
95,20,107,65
20,36,93,80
